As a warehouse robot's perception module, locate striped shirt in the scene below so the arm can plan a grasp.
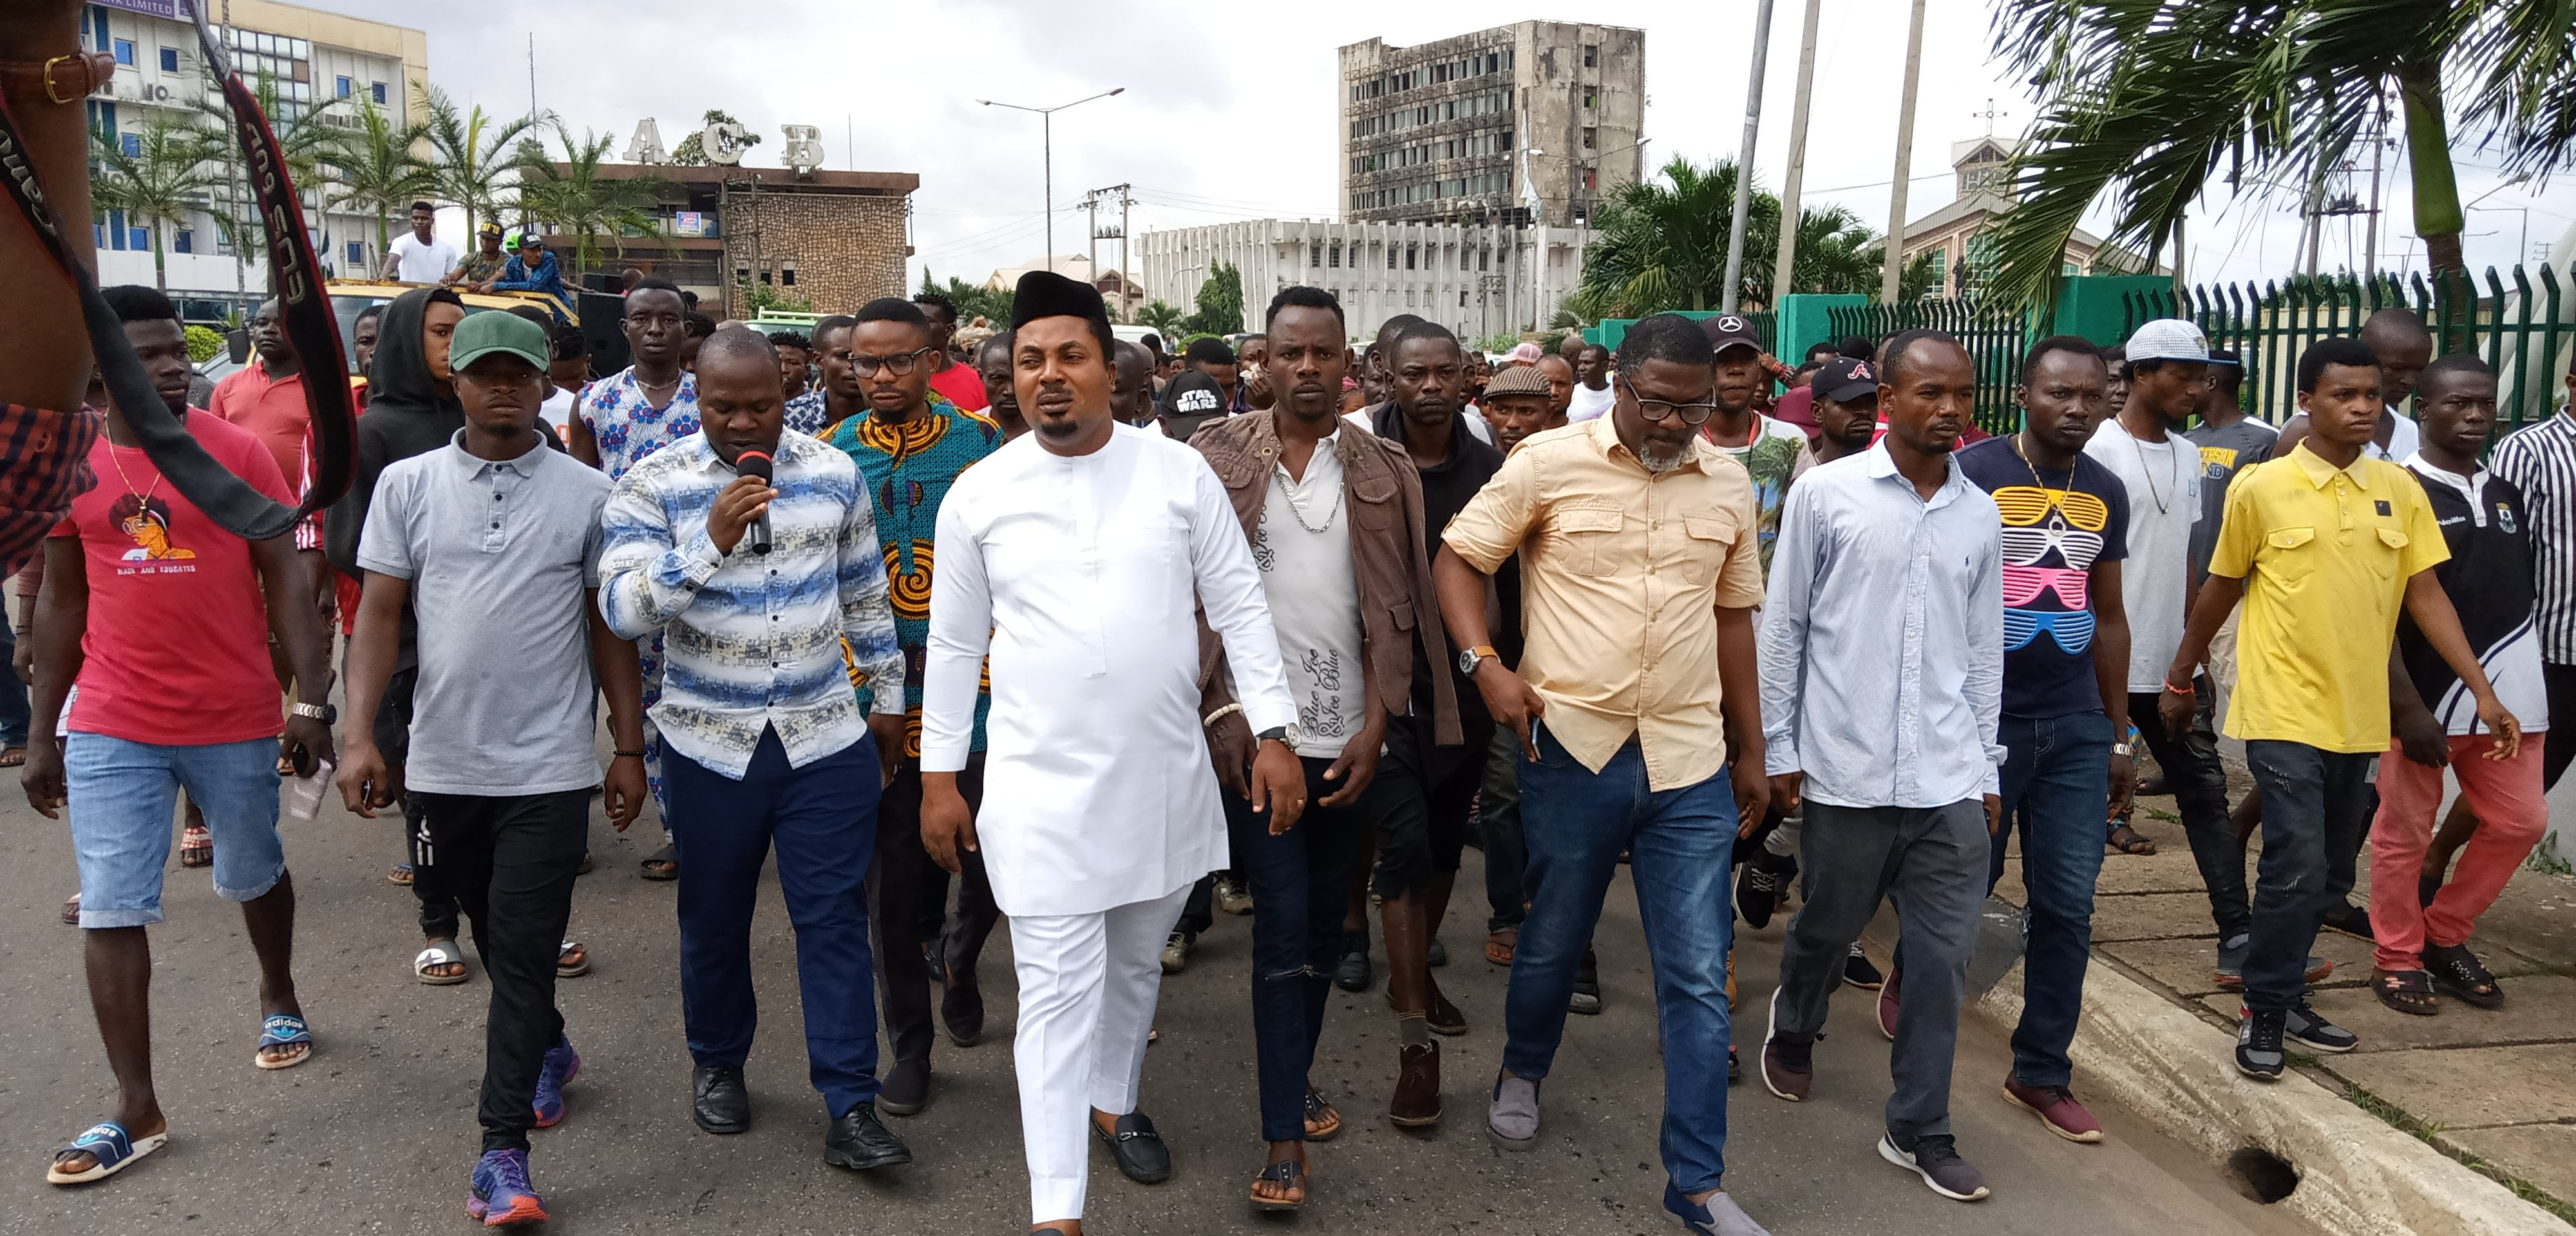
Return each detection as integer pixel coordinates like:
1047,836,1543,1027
598,429,904,778
2486,407,2576,664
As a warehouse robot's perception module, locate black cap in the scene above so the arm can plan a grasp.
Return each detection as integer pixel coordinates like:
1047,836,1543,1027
1698,313,1763,357
1010,269,1112,335
1814,355,1880,405
1158,370,1229,441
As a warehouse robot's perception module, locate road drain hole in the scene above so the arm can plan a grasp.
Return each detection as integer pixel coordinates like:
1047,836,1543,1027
2227,1147,2299,1203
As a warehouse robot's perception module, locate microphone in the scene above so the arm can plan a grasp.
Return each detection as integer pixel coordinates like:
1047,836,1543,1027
737,449,774,556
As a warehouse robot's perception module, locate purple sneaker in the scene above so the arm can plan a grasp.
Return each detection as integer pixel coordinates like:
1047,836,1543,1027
468,1148,548,1228
532,1037,580,1129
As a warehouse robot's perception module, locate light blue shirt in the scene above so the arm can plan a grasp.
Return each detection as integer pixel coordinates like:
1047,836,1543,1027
1759,442,2006,808
598,429,904,779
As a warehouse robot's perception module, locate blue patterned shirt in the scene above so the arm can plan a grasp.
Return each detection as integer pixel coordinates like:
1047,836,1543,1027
580,367,701,482
784,389,831,436
825,395,1002,753
598,429,905,778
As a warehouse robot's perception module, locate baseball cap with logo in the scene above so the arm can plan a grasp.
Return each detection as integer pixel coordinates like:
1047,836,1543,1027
1699,314,1763,357
1158,370,1229,440
449,309,551,373
1812,355,1880,405
2125,318,2211,364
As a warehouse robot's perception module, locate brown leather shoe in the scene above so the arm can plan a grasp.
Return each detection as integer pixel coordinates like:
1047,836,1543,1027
1425,986,1468,1036
1389,1041,1443,1127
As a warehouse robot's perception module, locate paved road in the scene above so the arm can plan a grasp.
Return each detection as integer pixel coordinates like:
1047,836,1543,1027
3,784,2322,1236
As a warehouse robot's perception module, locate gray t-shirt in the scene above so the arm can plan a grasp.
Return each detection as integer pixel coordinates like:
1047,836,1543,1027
2184,417,2278,586
358,433,612,796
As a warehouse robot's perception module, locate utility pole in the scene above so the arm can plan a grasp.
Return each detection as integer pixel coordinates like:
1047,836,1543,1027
1721,0,1777,313
1882,0,1928,303
1115,183,1135,320
1083,189,1101,287
2364,93,2387,273
527,34,536,119
1770,0,1823,303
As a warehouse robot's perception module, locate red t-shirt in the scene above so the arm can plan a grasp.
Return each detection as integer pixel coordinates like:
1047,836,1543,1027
55,412,293,746
926,359,989,413
208,360,310,492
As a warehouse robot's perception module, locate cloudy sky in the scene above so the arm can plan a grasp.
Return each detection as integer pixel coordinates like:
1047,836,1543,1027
331,0,2565,298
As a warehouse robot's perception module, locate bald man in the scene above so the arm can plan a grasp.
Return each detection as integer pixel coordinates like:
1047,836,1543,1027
1110,341,1157,426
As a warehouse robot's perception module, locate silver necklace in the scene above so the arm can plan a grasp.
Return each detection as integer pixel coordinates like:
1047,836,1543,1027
2127,422,2177,514
1276,465,1343,534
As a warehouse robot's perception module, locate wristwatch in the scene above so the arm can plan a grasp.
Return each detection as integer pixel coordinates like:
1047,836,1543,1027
1457,644,1501,675
2111,742,2134,757
291,701,337,725
1257,723,1303,750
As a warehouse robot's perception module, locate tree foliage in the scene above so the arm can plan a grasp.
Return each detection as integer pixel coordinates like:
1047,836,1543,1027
419,84,546,240
90,116,229,292
515,126,668,274
332,98,435,264
1184,261,1245,336
915,270,1015,328
1577,156,1914,318
670,108,762,166
1135,299,1188,336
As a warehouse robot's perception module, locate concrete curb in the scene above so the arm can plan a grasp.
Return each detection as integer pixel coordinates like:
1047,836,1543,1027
1975,953,2575,1236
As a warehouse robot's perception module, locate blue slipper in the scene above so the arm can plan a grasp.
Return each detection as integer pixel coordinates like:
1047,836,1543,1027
46,1121,169,1185
256,1013,314,1070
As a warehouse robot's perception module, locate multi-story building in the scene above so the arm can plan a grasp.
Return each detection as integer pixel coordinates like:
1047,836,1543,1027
1136,218,1589,343
81,0,430,321
545,162,918,318
1339,22,1644,230
1900,138,2162,299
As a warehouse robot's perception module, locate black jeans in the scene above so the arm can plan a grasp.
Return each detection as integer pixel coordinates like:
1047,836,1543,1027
372,664,462,941
1479,727,1527,932
412,789,591,1153
1369,711,1492,899
2131,682,2246,940
870,755,998,1066
1230,756,1365,1143
2241,740,2376,1013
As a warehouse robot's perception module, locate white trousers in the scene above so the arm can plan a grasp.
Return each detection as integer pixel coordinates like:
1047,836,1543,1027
1009,881,1191,1224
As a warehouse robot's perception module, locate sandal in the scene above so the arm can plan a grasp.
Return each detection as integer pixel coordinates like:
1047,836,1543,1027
0,745,25,768
1303,1089,1341,1141
254,1013,314,1069
415,939,469,986
46,1120,169,1185
2372,968,2440,1016
386,863,413,886
61,892,80,926
178,823,213,869
1249,1155,1309,1212
2107,823,2159,856
2423,942,2505,1009
557,940,591,979
640,843,679,881
1486,927,1518,967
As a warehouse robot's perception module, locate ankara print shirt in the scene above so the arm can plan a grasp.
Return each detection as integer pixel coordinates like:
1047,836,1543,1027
580,367,700,482
1955,436,2130,719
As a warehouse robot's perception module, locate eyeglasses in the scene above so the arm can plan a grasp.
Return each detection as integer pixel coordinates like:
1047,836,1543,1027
2002,565,2090,609
2000,525,2105,567
1990,484,2110,532
848,346,937,377
1617,376,1723,426
2003,608,2096,653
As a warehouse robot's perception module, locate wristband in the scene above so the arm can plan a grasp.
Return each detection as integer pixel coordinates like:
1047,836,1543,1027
1202,702,1244,728
612,748,650,758
2163,678,2195,696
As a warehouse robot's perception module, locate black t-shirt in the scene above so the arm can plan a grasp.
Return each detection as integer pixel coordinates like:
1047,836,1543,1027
1373,404,1504,724
1955,436,2131,718
2397,463,2543,729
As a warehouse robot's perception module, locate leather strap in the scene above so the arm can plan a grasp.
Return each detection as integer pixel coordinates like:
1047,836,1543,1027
0,52,115,106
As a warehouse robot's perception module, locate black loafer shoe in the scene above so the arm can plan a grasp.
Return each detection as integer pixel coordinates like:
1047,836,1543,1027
692,1063,749,1134
1093,1111,1172,1184
878,1056,931,1116
824,1102,912,1170
1334,933,1374,993
942,976,984,1047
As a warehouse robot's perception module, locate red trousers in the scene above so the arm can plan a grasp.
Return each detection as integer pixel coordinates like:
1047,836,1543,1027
2367,735,2547,972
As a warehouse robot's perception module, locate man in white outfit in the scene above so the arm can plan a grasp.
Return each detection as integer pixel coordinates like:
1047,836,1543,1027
920,270,1307,1235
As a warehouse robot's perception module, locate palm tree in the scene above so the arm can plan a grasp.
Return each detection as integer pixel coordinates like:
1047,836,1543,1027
90,117,228,292
333,98,434,271
419,83,545,242
1985,0,2576,308
516,126,668,275
196,72,348,291
1136,299,1187,336
1578,156,1911,317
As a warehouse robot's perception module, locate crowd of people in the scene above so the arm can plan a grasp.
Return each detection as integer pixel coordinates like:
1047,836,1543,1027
14,249,2572,1236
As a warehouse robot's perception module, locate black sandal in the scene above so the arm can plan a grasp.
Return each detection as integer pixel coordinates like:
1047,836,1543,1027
1303,1089,1341,1141
640,843,679,881
2423,942,2505,1009
2107,823,2159,856
1249,1156,1308,1212
2372,968,2439,1016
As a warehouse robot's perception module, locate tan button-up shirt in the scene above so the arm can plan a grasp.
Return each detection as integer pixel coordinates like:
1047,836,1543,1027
1442,414,1765,790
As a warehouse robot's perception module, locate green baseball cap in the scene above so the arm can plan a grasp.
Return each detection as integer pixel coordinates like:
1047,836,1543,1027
449,310,549,373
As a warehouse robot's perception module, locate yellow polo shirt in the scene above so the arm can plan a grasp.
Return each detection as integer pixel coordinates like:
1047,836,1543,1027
2208,442,2447,752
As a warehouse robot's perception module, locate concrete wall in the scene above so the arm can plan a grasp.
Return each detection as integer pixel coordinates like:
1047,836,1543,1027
719,191,911,317
1138,218,1589,342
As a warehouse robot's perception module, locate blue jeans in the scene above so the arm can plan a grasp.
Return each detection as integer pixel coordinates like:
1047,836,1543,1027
67,733,285,927
1510,727,1738,1195
664,726,884,1118
1989,710,2110,1089
2242,740,2376,1013
1227,756,1365,1143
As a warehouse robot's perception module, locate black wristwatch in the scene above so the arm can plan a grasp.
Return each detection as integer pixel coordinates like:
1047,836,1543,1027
1257,724,1303,749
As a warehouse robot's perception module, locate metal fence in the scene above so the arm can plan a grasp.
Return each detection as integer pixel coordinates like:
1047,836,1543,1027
1826,299,2032,433
2120,263,2574,431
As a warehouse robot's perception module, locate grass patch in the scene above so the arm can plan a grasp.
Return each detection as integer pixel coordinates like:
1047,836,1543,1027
2341,1080,2576,1226
2145,807,2181,823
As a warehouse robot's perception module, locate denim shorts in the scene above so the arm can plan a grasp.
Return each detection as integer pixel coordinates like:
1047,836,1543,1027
67,732,287,928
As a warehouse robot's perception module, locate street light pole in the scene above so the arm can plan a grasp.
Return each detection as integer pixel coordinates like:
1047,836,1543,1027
1772,0,1823,301
1722,0,1777,314
978,88,1126,274
1883,0,1927,303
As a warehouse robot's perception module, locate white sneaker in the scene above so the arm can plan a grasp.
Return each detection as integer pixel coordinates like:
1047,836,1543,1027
1215,877,1253,915
1160,932,1193,975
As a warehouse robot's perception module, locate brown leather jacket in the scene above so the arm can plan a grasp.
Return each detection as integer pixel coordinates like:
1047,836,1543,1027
1191,411,1460,747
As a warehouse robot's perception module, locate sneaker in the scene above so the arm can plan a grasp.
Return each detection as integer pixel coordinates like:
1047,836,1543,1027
1875,969,1902,1041
2282,1002,2358,1053
1728,1046,1742,1085
1487,1071,1539,1149
1759,989,1812,1103
2235,1008,2286,1080
531,1036,580,1128
1334,932,1374,992
2000,1076,2103,1143
1214,875,1253,915
1736,854,1787,930
1843,944,1885,990
1877,1132,1989,1201
468,1148,549,1228
1568,948,1602,1015
2212,934,2333,989
1160,931,1193,975
2319,901,2375,941
1663,1180,1774,1235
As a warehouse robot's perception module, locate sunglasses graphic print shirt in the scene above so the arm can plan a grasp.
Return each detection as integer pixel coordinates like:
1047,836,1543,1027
1955,436,2130,719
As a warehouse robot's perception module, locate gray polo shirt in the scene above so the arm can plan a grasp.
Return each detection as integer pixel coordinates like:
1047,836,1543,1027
357,433,612,796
